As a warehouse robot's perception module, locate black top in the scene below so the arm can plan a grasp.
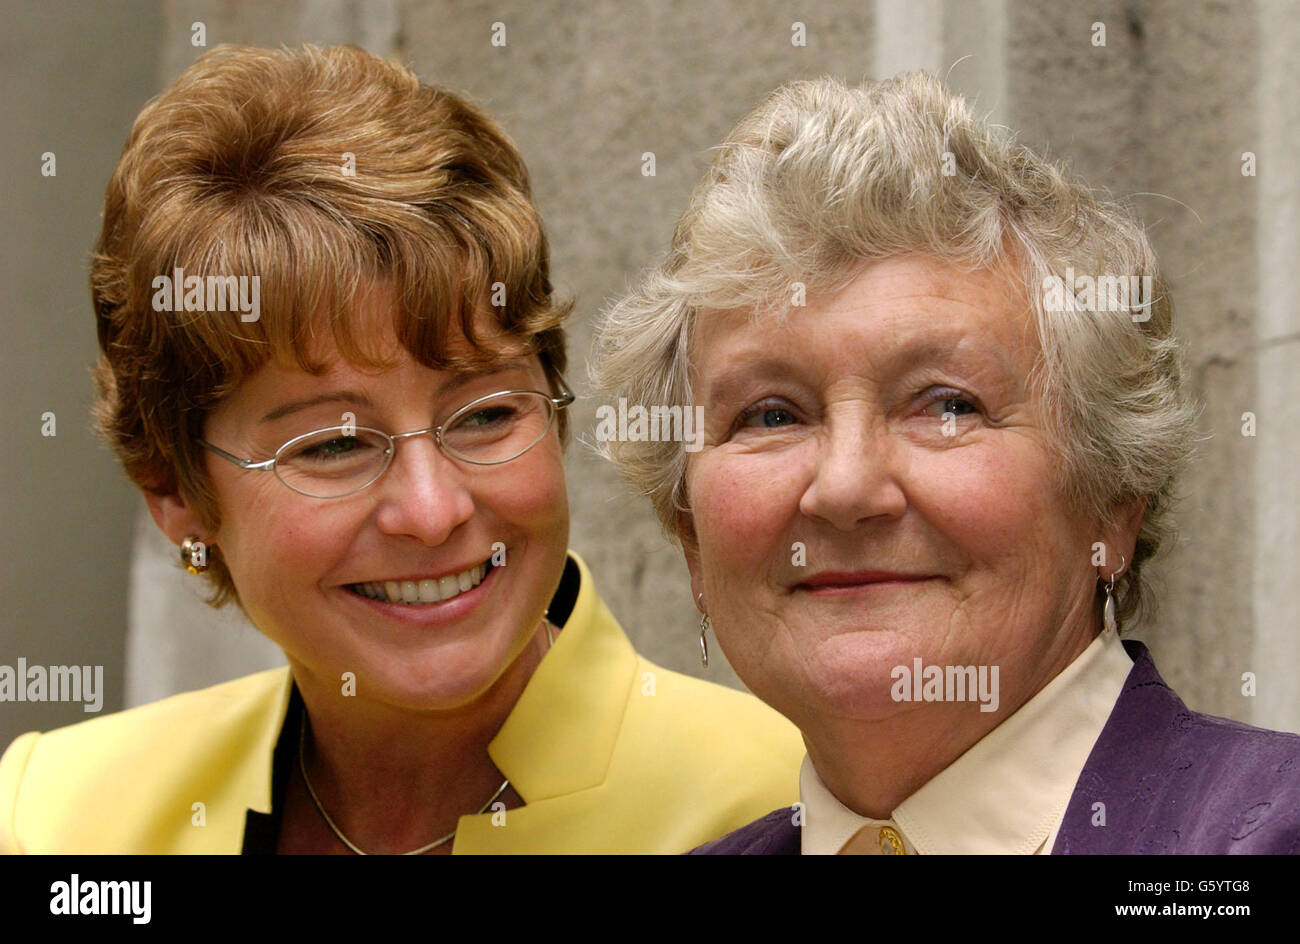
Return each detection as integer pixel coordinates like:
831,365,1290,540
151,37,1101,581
240,682,302,855
240,555,582,854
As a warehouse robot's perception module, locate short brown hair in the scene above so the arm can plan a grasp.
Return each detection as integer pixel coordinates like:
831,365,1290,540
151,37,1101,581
92,44,571,605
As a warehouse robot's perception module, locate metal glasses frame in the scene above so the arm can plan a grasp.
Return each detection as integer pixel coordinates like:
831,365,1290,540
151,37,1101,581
196,379,575,499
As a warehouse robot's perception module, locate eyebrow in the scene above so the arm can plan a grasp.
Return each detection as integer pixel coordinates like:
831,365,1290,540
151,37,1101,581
702,356,803,406
261,392,375,423
702,335,1017,404
260,363,531,423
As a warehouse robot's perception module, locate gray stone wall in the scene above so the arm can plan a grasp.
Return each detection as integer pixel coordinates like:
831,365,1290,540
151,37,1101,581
0,0,162,746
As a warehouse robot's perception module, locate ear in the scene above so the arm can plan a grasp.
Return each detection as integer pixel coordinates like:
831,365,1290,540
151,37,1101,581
1101,495,1148,578
143,488,210,550
676,509,706,614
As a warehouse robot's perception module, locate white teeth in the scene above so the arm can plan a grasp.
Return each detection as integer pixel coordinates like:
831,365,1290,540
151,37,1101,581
358,561,491,606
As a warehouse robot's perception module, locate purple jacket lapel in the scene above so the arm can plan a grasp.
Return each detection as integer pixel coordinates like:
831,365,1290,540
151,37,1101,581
1052,640,1300,853
688,807,800,855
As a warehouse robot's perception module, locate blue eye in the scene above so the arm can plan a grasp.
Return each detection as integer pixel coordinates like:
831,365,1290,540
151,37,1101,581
922,388,979,418
737,401,799,429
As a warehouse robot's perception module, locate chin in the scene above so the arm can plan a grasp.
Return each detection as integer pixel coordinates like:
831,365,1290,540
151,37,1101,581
367,640,529,712
371,671,506,713
780,630,935,723
809,667,915,722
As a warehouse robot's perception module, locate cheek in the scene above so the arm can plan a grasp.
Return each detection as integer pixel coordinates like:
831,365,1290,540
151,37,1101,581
467,445,570,573
208,470,351,589
909,439,1080,575
498,445,569,531
688,452,803,580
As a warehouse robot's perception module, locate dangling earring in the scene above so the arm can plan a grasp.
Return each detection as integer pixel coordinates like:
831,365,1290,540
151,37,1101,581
696,592,710,669
180,535,208,575
1102,553,1126,634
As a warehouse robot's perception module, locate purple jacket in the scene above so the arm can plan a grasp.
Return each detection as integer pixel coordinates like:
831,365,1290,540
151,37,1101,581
691,641,1300,854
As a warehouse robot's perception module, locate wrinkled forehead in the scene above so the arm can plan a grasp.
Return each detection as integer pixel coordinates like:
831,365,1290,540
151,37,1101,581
688,256,1037,364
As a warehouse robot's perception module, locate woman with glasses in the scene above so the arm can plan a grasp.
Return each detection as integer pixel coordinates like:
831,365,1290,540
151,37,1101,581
0,44,802,854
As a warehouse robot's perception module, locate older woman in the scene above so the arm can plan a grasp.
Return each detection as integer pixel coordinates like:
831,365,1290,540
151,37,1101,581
594,72,1300,854
0,44,802,854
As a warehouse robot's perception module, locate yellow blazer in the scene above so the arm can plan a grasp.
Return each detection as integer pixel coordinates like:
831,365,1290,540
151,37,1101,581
0,552,802,853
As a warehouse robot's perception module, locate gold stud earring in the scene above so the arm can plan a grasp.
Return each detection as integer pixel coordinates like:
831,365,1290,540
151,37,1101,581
180,535,208,575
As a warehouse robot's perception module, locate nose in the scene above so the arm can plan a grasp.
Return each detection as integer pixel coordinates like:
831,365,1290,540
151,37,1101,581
371,433,475,545
797,411,906,531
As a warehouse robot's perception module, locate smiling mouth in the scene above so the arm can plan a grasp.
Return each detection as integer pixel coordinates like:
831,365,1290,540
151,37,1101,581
794,573,937,592
348,559,493,606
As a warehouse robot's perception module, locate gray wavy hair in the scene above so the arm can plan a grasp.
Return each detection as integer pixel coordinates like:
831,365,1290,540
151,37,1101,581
590,72,1198,627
